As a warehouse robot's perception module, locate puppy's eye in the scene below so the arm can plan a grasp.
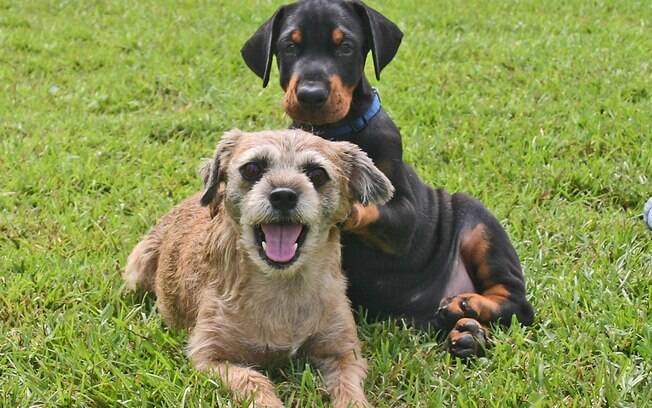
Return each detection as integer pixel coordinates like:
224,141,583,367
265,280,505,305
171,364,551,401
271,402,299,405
284,43,298,56
240,162,264,182
306,167,329,188
336,42,354,56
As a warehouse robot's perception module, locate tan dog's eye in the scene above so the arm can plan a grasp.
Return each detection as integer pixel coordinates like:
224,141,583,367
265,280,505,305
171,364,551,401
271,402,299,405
240,162,264,182
306,167,329,188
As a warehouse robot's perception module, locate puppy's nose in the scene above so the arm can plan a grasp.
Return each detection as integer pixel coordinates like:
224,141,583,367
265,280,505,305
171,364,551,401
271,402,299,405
269,188,298,211
296,82,329,106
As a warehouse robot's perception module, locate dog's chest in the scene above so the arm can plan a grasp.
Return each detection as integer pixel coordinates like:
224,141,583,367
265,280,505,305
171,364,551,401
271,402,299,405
241,293,323,357
245,336,306,364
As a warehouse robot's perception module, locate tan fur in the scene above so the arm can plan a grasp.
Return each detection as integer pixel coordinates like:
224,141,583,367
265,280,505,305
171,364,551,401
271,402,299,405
460,223,491,282
441,285,511,323
283,74,354,125
332,28,344,45
448,317,486,349
291,30,302,44
344,203,380,231
448,318,483,342
124,129,394,407
343,204,399,254
124,228,161,292
454,224,512,322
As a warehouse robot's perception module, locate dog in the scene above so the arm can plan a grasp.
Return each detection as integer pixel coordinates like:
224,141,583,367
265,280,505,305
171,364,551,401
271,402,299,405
124,129,394,407
241,0,534,358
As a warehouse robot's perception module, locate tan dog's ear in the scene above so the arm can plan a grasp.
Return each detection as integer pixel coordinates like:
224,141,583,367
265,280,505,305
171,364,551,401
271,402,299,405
200,129,243,217
339,143,394,206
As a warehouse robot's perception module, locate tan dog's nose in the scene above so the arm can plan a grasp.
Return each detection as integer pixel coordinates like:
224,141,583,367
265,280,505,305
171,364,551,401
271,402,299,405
269,188,298,212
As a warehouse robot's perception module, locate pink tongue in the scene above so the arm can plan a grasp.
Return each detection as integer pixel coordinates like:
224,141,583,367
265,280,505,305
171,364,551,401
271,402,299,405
261,224,303,263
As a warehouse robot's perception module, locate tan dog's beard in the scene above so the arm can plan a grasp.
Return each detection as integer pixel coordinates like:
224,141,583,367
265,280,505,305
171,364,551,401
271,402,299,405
237,187,326,278
283,74,354,126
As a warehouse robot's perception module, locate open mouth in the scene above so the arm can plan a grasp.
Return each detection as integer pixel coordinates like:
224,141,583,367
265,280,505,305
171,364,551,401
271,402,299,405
254,223,308,268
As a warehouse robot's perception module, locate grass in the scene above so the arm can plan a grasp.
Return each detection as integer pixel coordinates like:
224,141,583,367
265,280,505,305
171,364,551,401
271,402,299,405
1,0,651,406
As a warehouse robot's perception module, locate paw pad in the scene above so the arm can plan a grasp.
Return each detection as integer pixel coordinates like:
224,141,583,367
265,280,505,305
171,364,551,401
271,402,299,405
447,319,487,359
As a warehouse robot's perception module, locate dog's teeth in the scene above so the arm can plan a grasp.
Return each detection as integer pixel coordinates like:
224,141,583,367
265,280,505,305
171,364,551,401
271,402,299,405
262,241,267,251
293,243,298,251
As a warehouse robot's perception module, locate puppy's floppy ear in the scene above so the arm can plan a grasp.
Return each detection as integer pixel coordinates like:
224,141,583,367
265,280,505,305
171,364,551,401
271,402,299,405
340,143,394,206
200,129,243,217
241,6,287,88
351,0,403,80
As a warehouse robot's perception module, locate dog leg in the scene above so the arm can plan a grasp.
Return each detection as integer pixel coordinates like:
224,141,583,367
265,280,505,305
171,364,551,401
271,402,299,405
435,209,534,328
315,350,370,408
204,362,284,408
187,296,283,407
435,285,515,327
306,307,370,408
344,203,380,231
123,230,161,292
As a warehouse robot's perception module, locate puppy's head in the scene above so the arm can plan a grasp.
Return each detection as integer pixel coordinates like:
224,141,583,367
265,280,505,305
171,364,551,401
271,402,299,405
201,129,393,277
241,0,403,125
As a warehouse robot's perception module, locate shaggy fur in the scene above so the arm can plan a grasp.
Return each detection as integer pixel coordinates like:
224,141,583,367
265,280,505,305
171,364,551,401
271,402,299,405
124,129,393,407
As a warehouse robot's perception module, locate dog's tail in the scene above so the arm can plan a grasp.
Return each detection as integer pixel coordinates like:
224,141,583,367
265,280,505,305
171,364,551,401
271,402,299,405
123,228,162,293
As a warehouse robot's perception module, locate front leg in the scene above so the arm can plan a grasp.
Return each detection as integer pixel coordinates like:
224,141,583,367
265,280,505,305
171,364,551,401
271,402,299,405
189,328,283,407
202,361,284,408
344,190,417,256
315,350,370,408
434,198,535,357
305,305,370,408
344,202,380,231
187,295,284,407
434,216,534,330
434,285,517,329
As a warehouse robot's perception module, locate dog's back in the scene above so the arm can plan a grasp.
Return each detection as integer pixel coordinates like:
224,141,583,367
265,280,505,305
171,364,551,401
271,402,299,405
124,193,225,328
124,231,159,293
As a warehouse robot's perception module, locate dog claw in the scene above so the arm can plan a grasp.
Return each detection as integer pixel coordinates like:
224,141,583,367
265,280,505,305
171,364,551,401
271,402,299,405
447,319,487,359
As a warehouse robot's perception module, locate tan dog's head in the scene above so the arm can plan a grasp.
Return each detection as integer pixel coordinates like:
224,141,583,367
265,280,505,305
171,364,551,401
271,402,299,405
200,129,393,277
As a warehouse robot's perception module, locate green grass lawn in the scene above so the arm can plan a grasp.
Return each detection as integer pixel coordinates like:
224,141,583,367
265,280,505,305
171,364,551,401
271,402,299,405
1,0,651,406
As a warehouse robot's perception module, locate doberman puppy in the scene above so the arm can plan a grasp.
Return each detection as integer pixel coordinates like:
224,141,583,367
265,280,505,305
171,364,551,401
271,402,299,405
241,0,534,358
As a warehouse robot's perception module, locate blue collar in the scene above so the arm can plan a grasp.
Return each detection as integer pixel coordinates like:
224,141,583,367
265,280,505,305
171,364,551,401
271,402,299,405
297,90,382,139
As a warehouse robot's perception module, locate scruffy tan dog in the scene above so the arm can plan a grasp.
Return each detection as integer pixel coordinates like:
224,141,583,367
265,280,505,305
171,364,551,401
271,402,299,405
124,129,393,407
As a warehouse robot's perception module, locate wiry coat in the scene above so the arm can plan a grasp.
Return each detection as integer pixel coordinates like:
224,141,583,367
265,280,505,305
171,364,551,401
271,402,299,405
124,129,394,407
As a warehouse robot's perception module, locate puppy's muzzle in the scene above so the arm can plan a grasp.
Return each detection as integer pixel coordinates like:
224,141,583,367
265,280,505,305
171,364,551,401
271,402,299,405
296,81,329,109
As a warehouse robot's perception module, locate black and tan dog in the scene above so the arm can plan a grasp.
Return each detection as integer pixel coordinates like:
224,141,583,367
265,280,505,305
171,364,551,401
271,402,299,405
242,0,534,358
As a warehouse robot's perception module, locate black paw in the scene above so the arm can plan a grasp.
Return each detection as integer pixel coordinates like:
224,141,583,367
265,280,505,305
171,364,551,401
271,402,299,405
434,295,479,330
447,318,487,359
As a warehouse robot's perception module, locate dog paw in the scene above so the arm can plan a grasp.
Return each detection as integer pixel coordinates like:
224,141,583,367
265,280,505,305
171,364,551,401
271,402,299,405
434,294,479,329
333,400,371,408
447,318,487,359
332,398,371,408
344,203,379,231
344,203,363,230
248,393,284,408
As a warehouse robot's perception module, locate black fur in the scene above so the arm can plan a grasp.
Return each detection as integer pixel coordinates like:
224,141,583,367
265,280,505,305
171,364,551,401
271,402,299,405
242,0,534,354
